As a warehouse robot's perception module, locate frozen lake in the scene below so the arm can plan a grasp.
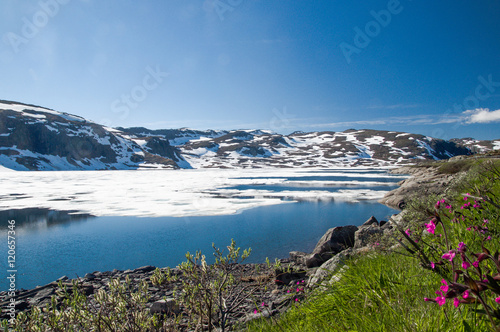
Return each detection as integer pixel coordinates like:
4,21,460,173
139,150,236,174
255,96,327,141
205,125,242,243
0,168,405,290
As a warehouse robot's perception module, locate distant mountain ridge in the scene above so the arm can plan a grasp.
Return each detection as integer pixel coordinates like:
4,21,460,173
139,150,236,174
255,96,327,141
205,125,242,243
0,100,499,171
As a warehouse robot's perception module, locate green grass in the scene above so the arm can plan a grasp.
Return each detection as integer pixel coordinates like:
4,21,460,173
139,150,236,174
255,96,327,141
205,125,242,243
245,252,489,332
437,159,475,174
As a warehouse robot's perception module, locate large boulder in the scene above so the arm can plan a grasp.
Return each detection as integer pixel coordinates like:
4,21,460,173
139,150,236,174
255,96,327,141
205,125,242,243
305,225,358,268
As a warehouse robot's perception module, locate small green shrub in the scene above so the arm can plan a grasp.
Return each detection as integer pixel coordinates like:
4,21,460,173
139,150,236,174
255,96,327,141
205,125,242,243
173,239,252,332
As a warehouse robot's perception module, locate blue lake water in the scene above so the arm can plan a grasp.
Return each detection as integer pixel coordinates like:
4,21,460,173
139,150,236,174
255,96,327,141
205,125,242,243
0,169,403,291
1,201,397,291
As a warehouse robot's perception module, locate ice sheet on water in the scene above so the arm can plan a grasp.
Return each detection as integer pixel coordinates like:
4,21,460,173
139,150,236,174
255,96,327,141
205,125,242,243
0,168,406,217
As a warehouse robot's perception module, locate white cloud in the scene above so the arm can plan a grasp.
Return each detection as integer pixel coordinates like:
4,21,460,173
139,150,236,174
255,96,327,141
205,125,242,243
464,108,500,123
304,109,500,130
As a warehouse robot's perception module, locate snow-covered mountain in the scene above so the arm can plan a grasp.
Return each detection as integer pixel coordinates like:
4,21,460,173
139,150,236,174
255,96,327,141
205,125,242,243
0,100,181,170
1,100,499,171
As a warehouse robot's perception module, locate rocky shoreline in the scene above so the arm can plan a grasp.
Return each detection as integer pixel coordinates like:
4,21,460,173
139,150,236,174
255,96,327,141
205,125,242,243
1,162,463,329
378,164,459,210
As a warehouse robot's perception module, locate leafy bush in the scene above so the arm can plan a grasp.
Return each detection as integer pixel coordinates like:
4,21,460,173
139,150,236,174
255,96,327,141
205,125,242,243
1,240,253,332
171,239,252,332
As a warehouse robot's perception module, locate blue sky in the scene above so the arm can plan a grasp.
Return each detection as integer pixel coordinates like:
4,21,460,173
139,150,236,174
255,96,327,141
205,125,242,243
1,0,499,140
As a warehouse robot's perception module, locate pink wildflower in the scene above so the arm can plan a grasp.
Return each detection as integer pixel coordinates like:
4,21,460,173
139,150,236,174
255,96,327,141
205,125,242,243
405,229,411,236
462,261,470,269
495,297,500,304
440,279,449,293
472,261,479,268
462,290,469,299
430,262,435,269
254,309,258,314
436,296,446,306
453,298,460,308
425,219,436,234
442,251,455,262
457,242,466,252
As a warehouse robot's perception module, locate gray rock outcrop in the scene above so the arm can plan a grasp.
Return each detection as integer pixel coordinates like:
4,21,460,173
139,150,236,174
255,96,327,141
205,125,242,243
378,166,456,209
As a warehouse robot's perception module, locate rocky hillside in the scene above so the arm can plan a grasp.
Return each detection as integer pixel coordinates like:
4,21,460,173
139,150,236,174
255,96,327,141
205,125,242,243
1,100,499,171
